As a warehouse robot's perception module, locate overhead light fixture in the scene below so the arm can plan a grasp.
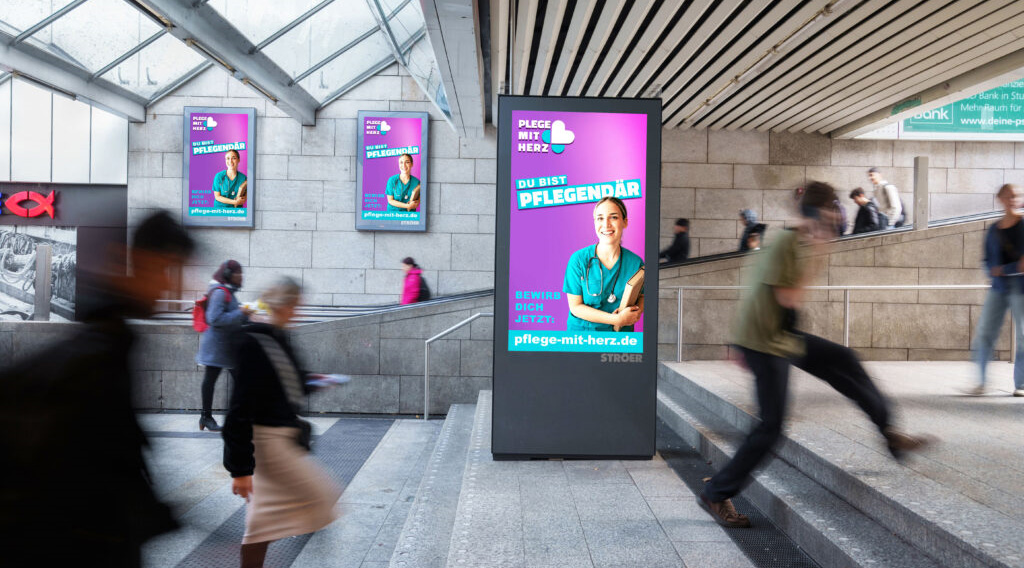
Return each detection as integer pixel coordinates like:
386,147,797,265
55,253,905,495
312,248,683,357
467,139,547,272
242,78,278,103
186,39,235,74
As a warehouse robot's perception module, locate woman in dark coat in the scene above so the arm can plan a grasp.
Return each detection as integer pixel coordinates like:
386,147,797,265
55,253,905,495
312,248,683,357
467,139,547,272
196,260,252,431
223,277,341,568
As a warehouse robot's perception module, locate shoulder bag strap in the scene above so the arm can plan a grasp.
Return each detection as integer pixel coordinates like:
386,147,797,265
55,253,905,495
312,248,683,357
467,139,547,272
248,332,305,413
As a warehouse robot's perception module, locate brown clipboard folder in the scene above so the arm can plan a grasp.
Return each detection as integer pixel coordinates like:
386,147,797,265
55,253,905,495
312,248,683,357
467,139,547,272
613,267,644,332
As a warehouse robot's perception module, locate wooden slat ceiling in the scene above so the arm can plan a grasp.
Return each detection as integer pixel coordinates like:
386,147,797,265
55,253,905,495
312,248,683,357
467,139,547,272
487,0,1024,135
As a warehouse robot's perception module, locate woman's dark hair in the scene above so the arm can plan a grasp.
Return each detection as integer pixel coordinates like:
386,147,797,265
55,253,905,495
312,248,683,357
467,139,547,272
400,153,413,163
998,183,1018,198
594,196,627,219
214,259,242,284
849,187,865,199
132,210,194,259
401,257,418,268
225,149,240,160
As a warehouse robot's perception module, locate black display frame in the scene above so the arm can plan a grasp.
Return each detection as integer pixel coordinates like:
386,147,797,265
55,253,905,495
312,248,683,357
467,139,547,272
492,96,662,460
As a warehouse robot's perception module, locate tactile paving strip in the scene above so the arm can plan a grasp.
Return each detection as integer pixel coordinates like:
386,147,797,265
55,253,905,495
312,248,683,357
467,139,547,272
657,418,822,568
175,417,394,568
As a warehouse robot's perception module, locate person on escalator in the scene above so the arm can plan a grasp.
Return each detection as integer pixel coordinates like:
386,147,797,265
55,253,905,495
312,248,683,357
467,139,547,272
401,257,430,304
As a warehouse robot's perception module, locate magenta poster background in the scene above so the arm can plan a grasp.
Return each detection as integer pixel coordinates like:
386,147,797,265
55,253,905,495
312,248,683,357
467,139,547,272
185,110,250,224
359,115,424,223
508,110,647,333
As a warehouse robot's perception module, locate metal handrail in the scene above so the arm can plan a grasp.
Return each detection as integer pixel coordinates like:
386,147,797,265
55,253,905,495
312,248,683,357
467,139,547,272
664,284,1005,362
423,312,493,420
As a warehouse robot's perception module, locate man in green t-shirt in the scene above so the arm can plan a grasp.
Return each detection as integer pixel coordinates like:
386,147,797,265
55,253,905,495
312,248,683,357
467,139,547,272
697,182,931,529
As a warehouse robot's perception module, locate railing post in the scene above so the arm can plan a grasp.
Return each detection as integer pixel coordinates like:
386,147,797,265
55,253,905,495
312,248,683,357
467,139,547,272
424,340,431,420
32,244,52,321
843,289,850,347
676,288,683,362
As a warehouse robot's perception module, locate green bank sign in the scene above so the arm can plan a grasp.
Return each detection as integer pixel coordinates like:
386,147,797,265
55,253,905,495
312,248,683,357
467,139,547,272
903,79,1024,135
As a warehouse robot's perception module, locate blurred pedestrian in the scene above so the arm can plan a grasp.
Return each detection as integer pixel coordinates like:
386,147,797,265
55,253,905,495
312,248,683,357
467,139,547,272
0,211,194,567
850,188,882,234
196,260,253,431
969,184,1024,397
868,167,904,228
223,277,342,568
697,183,930,529
401,257,429,304
738,209,760,252
659,218,690,263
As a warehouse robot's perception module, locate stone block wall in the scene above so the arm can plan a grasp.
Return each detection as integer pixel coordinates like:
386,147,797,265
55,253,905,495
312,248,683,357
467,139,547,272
661,131,1024,257
657,220,1008,362
128,65,497,306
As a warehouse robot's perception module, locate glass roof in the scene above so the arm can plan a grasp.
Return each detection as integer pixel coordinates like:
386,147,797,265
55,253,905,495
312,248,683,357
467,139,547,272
0,0,440,117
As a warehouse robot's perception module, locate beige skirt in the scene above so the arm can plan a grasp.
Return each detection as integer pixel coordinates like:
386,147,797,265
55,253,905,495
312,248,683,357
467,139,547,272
243,425,342,544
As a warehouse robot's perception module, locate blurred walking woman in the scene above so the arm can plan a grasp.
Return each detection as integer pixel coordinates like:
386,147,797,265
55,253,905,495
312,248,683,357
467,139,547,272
223,277,341,567
971,184,1024,397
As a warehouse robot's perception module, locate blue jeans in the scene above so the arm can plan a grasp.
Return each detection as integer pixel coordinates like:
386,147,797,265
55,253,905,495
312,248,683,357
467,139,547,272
972,288,1024,389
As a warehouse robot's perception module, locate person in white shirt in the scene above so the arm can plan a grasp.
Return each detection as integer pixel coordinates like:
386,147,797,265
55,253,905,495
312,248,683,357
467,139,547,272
867,167,902,229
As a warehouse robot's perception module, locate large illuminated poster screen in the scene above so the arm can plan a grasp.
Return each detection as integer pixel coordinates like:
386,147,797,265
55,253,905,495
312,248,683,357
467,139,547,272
508,111,647,353
182,107,255,228
494,96,660,459
355,111,429,231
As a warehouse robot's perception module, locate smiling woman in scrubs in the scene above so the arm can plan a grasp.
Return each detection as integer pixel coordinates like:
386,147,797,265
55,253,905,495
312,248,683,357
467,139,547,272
212,149,247,208
386,153,421,212
563,196,644,331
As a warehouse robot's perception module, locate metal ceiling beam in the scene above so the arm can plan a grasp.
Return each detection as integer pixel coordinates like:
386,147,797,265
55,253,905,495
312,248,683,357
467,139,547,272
528,0,568,95
511,0,539,95
420,0,486,137
566,0,627,96
254,0,336,51
601,0,686,97
367,0,408,66
136,0,320,125
92,29,167,80
796,5,1024,133
319,29,421,110
0,32,146,121
830,48,1024,139
584,0,655,97
548,0,598,96
489,0,509,122
756,0,1003,131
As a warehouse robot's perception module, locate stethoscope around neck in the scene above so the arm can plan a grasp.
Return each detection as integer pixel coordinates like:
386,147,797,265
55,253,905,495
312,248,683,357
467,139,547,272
582,244,623,304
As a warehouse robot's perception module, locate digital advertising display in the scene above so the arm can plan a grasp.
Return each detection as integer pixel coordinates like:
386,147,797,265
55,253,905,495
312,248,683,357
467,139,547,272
493,96,661,459
355,111,429,231
182,107,255,228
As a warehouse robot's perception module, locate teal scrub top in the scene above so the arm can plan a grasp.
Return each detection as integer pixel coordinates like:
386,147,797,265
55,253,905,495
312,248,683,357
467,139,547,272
212,170,247,208
385,174,420,211
563,245,644,332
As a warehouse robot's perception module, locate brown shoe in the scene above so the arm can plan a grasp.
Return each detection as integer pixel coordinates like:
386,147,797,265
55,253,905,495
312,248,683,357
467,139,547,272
697,493,751,528
884,428,931,460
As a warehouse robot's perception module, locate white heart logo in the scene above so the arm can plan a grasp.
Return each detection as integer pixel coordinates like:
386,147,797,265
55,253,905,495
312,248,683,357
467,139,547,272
380,121,391,132
206,118,218,128
549,120,575,145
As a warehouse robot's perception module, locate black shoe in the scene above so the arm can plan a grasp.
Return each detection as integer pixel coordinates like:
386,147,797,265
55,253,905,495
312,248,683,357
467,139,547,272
199,414,222,432
884,428,930,460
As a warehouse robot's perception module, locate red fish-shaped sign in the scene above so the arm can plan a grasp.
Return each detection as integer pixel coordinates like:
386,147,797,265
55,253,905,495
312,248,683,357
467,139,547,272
4,191,56,218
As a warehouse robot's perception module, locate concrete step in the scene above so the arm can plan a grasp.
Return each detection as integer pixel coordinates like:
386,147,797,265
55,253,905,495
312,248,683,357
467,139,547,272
659,362,1022,568
388,404,476,568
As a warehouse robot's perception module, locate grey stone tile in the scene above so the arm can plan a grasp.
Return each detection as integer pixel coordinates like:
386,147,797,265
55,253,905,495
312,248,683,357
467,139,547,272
673,541,755,568
646,498,733,543
564,460,635,485
571,484,657,521
581,519,684,567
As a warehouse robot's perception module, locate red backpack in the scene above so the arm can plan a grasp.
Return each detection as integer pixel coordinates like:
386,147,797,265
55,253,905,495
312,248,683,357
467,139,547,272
192,286,232,332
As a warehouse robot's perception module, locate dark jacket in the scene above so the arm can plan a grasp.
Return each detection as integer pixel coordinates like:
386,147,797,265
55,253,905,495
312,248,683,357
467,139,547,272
852,201,882,234
660,232,690,263
222,322,311,478
196,281,246,369
738,209,759,252
984,220,1024,293
0,283,177,565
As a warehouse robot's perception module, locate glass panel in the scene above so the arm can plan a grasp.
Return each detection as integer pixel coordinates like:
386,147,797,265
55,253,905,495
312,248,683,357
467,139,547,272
0,0,75,34
262,0,378,78
405,37,450,118
299,31,391,102
386,1,422,47
207,0,322,45
51,95,90,183
24,0,159,72
11,79,52,182
90,106,127,184
100,34,205,99
0,80,10,181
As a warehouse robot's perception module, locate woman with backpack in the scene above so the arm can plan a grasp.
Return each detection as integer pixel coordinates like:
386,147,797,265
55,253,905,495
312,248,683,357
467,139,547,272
196,260,253,431
400,257,428,304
